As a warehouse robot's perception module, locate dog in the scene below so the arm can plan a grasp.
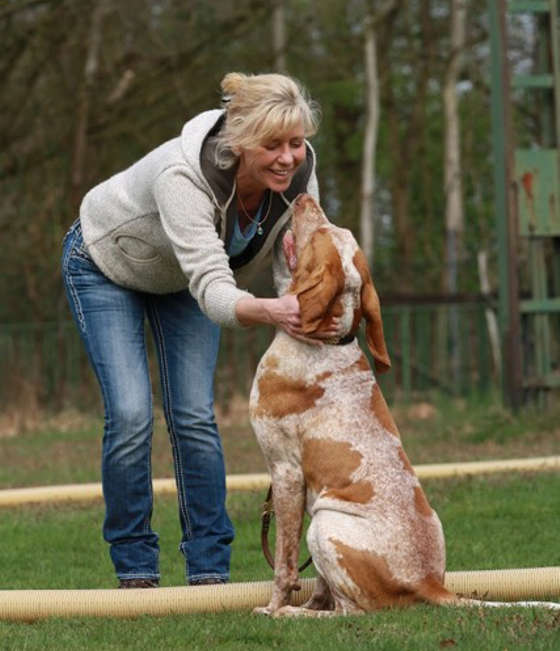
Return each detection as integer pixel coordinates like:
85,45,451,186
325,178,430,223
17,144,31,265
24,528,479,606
249,194,560,617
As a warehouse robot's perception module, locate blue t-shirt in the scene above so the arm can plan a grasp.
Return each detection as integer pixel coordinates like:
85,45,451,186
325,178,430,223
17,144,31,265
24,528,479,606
226,201,263,257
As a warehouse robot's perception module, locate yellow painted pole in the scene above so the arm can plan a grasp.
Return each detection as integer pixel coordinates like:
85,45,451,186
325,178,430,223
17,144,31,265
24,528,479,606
1,457,559,507
0,568,558,621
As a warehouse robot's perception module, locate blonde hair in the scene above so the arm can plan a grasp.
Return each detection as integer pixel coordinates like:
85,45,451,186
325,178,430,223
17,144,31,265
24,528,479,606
214,72,320,169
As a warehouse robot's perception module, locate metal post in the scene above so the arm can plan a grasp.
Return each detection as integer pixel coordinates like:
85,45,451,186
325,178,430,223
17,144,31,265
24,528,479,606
488,0,523,409
401,307,411,399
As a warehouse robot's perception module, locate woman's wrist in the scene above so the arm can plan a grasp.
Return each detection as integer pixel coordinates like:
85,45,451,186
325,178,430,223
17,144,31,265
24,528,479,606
235,296,274,327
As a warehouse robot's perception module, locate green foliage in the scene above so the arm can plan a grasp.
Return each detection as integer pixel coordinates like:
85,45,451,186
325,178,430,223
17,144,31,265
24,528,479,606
0,0,538,320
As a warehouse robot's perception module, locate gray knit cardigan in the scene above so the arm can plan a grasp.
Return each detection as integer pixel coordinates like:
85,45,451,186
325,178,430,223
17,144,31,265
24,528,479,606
80,109,318,327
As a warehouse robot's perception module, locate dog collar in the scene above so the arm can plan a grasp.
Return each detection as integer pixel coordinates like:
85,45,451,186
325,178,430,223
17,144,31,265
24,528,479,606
335,333,356,346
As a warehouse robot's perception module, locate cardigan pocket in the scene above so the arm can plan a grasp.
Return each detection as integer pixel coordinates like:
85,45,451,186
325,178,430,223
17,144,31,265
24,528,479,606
115,234,161,263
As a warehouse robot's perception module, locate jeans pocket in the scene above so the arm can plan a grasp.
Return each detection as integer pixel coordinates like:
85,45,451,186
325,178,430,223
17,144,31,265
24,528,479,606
68,224,96,267
74,242,94,264
62,220,77,251
62,222,101,334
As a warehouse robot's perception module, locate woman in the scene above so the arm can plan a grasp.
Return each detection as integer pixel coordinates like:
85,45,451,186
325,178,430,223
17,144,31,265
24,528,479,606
62,72,328,588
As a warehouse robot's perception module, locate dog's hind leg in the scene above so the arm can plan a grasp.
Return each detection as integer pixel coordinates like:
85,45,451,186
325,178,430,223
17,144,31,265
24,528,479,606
301,574,335,611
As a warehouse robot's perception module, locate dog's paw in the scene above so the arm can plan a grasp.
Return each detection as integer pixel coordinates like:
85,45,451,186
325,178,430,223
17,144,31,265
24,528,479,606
273,605,338,618
272,605,302,618
252,606,273,616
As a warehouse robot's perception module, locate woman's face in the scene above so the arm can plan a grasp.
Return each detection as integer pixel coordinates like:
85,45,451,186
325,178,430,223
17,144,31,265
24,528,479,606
238,123,306,194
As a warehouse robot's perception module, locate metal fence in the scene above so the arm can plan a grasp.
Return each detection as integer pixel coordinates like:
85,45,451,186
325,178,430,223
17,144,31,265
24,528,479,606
0,301,499,414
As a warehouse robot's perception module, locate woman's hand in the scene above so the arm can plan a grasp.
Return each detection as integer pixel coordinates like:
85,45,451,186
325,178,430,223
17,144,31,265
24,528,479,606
235,295,340,345
236,294,315,343
265,293,301,335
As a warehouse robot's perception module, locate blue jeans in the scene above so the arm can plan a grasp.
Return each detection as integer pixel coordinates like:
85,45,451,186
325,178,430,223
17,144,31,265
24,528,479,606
61,220,234,583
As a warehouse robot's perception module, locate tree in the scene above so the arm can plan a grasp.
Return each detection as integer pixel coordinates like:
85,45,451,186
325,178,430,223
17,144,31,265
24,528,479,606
443,0,467,386
0,0,270,322
272,0,287,73
0,0,536,323
71,0,109,211
359,1,400,267
443,0,467,295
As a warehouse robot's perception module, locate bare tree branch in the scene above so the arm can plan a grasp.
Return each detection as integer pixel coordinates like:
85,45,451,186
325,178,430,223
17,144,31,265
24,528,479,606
71,0,109,209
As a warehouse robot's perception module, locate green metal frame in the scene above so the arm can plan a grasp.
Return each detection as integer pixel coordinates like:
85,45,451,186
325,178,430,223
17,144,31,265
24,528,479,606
492,0,560,403
515,149,560,236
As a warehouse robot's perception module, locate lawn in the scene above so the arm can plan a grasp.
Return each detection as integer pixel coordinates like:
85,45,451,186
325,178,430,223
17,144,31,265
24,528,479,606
0,396,559,649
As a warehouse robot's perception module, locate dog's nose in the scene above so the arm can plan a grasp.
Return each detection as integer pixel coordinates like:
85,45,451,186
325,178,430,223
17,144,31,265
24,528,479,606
293,193,308,209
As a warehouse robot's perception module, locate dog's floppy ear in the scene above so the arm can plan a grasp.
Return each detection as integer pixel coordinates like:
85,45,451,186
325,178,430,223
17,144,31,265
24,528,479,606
353,249,391,374
292,230,344,334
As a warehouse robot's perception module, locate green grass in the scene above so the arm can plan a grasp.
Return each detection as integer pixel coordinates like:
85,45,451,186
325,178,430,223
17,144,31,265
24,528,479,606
1,398,560,648
1,607,560,651
1,395,559,490
2,475,559,590
1,474,560,649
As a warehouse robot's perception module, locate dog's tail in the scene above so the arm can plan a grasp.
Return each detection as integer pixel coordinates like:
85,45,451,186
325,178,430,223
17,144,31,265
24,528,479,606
417,576,560,610
415,575,460,606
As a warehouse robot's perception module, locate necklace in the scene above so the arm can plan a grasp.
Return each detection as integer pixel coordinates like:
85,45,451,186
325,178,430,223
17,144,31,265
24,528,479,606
237,191,272,236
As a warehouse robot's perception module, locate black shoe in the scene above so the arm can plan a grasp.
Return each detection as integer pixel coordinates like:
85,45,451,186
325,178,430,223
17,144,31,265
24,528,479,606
118,578,159,589
189,578,226,586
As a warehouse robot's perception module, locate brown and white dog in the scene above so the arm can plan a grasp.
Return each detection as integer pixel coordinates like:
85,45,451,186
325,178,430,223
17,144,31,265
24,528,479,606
249,194,559,617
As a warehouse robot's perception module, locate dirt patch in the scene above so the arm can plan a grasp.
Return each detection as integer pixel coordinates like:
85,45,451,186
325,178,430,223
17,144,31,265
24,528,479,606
0,406,96,439
405,402,437,421
2,397,559,487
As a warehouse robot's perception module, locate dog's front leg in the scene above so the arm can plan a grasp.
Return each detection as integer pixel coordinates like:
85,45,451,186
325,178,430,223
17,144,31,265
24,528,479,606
254,463,305,615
